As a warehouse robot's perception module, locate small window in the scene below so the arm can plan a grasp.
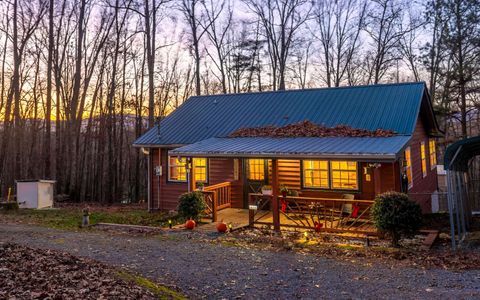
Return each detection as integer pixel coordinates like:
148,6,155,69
303,160,329,188
421,142,427,177
405,147,412,188
168,157,207,182
168,156,187,181
429,139,437,169
247,159,265,181
194,158,207,182
330,161,358,190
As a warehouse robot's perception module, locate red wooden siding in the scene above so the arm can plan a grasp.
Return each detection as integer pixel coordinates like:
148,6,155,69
150,150,244,211
402,116,438,213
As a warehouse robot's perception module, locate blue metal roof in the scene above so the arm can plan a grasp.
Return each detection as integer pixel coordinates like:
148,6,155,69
134,82,428,146
169,136,411,161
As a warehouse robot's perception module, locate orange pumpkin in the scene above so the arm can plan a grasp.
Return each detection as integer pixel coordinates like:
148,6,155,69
216,222,228,233
185,219,196,230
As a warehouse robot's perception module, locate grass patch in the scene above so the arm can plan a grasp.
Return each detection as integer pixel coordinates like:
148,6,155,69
116,271,186,300
0,207,184,230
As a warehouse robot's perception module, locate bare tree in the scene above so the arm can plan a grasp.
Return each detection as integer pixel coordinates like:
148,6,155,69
312,0,366,87
243,0,311,90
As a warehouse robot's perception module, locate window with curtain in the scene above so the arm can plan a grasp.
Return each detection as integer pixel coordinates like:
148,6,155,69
168,156,187,181
330,161,358,190
247,159,265,180
168,157,207,182
405,147,412,187
429,139,437,169
302,160,329,188
421,142,427,177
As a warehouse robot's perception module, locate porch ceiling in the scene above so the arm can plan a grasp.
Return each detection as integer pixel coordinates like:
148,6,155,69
169,136,411,161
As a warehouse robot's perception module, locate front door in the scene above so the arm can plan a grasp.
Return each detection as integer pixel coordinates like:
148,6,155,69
243,158,268,208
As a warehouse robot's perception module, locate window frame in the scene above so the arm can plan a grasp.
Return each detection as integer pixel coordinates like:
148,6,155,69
405,147,413,189
329,160,359,191
193,157,208,183
302,160,330,189
421,141,427,178
246,159,266,181
429,139,437,170
167,156,208,183
301,160,360,191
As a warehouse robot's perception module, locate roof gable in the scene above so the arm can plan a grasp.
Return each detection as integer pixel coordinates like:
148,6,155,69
134,82,433,146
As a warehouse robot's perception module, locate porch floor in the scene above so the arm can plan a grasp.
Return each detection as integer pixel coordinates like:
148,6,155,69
198,208,250,232
198,207,376,234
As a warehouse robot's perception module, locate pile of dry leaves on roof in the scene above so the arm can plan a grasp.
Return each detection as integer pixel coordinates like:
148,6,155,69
229,120,397,138
0,243,156,299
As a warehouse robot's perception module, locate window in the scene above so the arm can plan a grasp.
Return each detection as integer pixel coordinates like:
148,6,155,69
330,161,358,190
303,160,329,188
168,157,187,181
247,159,265,180
168,157,207,182
421,142,427,177
194,158,207,182
429,139,437,169
405,147,412,188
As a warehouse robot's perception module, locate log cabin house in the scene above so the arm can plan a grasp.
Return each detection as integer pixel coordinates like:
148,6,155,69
133,82,442,233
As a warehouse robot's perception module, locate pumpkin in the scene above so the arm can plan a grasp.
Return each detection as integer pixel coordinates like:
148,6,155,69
185,219,196,230
216,221,228,233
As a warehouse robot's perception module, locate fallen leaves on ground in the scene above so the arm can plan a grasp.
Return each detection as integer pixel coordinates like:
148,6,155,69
0,243,156,299
229,120,397,138
212,228,480,271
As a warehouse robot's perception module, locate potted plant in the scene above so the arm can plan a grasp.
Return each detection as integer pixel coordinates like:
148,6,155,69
197,182,205,191
280,184,289,197
261,185,272,195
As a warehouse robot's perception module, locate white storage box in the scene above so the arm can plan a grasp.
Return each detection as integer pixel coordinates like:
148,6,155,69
16,180,55,209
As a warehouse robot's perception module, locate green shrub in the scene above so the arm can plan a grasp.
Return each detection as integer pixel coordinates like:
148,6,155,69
177,192,206,221
371,192,422,247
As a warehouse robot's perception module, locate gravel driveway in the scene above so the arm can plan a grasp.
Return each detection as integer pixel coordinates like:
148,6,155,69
0,224,479,299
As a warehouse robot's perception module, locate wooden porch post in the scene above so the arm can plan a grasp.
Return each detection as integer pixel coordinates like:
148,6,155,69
187,157,196,192
271,158,280,232
373,165,382,195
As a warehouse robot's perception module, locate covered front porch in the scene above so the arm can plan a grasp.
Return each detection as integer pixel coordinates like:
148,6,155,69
171,136,408,234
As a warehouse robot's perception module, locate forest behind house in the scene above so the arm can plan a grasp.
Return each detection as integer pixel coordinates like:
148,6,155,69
0,0,478,203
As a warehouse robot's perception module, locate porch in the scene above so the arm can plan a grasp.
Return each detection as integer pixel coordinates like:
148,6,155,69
170,136,406,234
199,180,376,235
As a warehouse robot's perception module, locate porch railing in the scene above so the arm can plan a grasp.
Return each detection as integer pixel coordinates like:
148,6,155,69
201,182,232,222
248,193,376,235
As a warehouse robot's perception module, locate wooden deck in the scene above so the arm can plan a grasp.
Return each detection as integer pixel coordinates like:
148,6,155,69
198,205,376,235
198,208,250,232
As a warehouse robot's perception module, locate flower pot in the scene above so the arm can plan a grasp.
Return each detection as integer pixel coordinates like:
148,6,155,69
262,189,272,196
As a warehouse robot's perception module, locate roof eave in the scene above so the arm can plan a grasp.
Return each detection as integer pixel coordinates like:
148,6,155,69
168,150,399,162
132,143,186,148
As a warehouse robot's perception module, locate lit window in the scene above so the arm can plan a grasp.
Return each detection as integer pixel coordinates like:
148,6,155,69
247,159,265,181
168,157,207,182
405,147,412,188
194,158,207,182
303,160,329,188
421,142,427,177
330,161,358,190
169,157,187,181
429,139,437,169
